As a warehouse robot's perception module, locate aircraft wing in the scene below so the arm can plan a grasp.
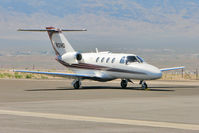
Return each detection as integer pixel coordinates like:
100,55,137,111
160,66,184,72
14,70,93,78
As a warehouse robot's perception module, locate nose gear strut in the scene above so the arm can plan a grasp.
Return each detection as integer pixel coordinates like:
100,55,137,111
140,80,148,90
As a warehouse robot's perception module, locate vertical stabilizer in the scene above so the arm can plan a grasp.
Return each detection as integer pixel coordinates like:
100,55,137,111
46,27,75,56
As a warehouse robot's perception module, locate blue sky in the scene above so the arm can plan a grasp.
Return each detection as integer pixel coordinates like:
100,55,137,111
0,0,199,52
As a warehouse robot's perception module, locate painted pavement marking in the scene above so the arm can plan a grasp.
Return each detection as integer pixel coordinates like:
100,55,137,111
0,109,198,130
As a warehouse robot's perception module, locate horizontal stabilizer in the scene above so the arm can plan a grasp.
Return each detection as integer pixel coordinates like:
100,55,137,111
14,70,92,78
160,66,184,72
18,28,87,32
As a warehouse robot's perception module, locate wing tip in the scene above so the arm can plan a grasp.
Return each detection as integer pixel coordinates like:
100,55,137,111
160,66,185,71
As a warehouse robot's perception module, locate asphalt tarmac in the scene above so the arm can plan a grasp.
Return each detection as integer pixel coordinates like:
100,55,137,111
0,79,199,133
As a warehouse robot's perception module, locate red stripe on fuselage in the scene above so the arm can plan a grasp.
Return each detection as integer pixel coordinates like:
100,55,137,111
57,58,146,75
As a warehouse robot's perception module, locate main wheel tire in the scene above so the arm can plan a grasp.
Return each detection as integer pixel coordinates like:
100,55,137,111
73,81,80,89
142,82,148,90
121,80,127,88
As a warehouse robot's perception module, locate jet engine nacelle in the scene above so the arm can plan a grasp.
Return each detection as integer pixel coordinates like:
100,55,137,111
61,52,82,64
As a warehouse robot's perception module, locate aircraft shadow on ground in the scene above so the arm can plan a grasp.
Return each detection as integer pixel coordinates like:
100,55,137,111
24,85,199,92
25,85,199,92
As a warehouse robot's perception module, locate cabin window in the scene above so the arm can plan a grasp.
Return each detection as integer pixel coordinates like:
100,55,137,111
111,58,116,63
96,57,100,62
101,57,105,63
120,56,126,64
106,57,110,63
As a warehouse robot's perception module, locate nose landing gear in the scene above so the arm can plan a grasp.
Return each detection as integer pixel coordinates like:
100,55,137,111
140,80,148,90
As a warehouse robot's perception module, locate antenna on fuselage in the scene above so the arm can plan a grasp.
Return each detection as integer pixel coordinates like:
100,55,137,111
96,48,98,53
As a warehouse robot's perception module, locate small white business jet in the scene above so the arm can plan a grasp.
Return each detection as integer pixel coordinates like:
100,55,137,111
16,27,184,89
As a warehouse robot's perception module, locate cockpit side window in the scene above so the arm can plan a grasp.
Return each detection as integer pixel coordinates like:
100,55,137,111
120,56,126,64
126,56,139,63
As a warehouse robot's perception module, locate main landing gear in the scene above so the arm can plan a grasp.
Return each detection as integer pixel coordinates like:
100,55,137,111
121,79,134,88
121,79,128,88
72,79,81,89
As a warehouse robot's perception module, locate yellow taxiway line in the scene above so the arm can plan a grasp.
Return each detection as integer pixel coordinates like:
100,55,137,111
0,109,198,130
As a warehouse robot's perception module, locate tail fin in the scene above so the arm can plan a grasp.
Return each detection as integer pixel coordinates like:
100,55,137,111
46,27,74,56
18,27,86,56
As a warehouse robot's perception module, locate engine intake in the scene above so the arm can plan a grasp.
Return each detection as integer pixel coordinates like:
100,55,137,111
61,52,82,64
76,53,82,61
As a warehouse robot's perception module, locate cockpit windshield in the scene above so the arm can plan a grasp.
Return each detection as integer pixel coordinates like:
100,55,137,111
136,56,144,63
126,56,144,64
127,56,139,63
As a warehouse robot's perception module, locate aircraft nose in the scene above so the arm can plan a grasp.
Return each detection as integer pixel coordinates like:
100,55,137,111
153,69,162,79
146,65,162,79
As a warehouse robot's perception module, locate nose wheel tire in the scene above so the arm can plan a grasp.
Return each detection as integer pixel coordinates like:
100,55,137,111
121,80,128,88
142,83,148,89
73,81,80,89
141,82,148,90
140,80,148,90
